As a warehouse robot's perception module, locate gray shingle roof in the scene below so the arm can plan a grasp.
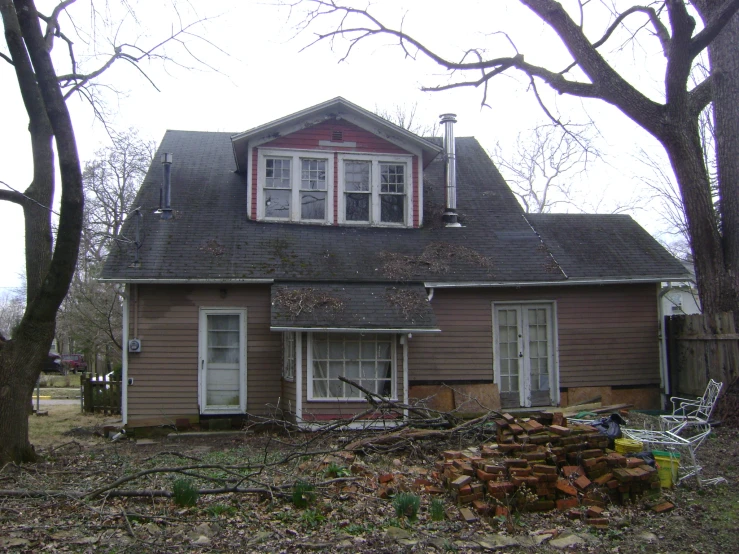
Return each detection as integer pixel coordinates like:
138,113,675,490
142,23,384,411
270,283,438,331
525,213,688,281
101,128,688,284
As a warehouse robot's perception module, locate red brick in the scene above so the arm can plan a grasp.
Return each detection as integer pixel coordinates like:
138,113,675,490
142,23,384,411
502,413,516,423
586,517,609,526
451,475,473,488
651,502,675,513
552,412,565,426
593,473,614,486
562,465,584,478
566,509,583,520
443,451,463,460
582,498,606,508
574,475,592,490
555,480,578,496
378,473,394,484
606,479,619,489
458,492,484,504
557,497,579,511
504,458,528,468
487,481,515,494
509,467,532,477
625,457,644,468
483,464,506,474
473,499,490,514
459,507,478,523
532,464,557,474
586,505,605,517
494,505,509,517
549,424,571,436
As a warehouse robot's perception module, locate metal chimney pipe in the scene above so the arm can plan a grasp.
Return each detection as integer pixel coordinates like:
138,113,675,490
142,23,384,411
440,113,460,227
160,153,173,220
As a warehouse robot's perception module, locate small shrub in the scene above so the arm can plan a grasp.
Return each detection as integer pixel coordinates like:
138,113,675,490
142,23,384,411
393,492,420,521
300,508,325,528
172,478,199,507
291,480,315,509
206,504,236,517
430,498,445,521
324,462,350,478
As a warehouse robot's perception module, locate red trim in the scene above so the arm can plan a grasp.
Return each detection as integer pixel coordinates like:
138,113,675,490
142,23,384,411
301,412,400,422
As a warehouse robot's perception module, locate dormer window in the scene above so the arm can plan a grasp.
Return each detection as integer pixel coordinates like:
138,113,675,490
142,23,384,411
258,149,333,223
339,153,412,226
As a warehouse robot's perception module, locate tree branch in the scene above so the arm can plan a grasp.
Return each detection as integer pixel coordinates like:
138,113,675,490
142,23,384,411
0,184,28,207
689,0,739,58
689,74,713,116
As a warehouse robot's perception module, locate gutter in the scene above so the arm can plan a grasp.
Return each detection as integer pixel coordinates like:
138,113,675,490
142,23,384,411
99,278,275,284
658,284,677,409
424,277,688,288
270,326,441,333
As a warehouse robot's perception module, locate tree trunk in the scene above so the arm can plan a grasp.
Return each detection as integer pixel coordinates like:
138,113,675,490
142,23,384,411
0,0,84,465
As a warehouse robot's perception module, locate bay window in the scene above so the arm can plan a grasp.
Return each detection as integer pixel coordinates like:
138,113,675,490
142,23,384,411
309,333,396,400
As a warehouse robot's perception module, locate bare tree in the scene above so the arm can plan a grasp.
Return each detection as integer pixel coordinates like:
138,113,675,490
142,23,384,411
491,123,598,213
375,102,439,137
0,287,25,340
0,0,218,464
294,0,739,320
56,130,153,369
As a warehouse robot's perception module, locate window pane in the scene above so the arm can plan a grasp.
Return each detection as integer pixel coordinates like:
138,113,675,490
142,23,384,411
345,161,370,191
265,189,290,218
313,379,328,397
209,315,239,331
266,158,291,188
346,193,369,221
301,191,326,220
301,159,326,190
380,164,405,193
311,334,394,399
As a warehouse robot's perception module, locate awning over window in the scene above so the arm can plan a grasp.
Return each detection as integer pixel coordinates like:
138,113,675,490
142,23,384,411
270,283,440,333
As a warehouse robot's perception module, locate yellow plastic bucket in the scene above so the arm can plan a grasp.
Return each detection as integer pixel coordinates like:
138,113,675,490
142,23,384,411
653,450,681,488
615,438,643,455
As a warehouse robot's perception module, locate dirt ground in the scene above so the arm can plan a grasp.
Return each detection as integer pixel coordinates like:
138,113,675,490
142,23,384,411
1,407,737,553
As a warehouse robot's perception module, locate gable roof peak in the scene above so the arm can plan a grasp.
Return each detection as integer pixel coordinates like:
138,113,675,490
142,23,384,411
230,97,443,171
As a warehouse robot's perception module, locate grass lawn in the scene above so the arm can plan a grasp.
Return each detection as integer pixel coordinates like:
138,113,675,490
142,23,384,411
29,404,115,449
38,373,82,387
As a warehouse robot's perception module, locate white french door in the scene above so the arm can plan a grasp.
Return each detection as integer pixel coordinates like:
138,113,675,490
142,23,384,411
493,303,557,408
199,308,247,414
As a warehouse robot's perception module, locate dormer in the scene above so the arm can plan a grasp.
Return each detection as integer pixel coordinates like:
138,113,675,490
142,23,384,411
231,97,442,228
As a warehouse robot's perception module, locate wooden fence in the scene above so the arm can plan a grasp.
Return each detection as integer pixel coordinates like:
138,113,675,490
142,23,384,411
82,377,121,415
666,312,739,397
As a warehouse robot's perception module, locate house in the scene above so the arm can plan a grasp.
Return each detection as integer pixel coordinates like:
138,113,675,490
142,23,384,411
101,97,689,429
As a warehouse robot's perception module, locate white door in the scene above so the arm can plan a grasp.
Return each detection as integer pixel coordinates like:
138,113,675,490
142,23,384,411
199,308,247,414
493,304,556,408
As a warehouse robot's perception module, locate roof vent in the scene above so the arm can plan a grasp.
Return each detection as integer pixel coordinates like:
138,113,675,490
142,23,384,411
331,130,343,142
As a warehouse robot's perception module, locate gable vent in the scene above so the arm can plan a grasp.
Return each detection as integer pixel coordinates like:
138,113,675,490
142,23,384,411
331,130,343,142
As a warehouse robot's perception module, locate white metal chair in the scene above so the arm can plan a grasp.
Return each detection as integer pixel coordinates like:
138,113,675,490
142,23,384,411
660,379,723,435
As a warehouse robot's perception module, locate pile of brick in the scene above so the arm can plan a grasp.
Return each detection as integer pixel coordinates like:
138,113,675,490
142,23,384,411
433,412,662,526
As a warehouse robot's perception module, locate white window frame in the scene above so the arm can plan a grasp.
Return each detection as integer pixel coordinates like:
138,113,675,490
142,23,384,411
198,307,248,414
257,148,334,223
307,332,398,402
337,153,413,227
491,301,559,407
283,332,296,381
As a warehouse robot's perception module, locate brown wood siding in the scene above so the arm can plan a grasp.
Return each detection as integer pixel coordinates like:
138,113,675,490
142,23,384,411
300,333,404,420
408,285,661,389
127,285,281,424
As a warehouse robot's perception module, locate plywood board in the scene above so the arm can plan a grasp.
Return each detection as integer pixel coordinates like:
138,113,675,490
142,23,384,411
452,383,501,415
409,385,455,412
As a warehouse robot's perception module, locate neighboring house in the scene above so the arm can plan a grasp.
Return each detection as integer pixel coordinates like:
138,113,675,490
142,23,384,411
101,97,689,428
661,262,701,317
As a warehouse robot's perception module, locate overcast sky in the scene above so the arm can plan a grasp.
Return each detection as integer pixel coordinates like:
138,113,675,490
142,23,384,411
0,0,680,292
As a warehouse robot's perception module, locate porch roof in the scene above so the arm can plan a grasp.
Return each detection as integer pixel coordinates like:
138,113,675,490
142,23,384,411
270,283,440,333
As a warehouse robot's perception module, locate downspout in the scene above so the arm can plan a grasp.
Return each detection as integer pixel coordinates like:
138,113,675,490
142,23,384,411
120,285,129,425
296,333,303,424
402,334,410,418
658,284,677,409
